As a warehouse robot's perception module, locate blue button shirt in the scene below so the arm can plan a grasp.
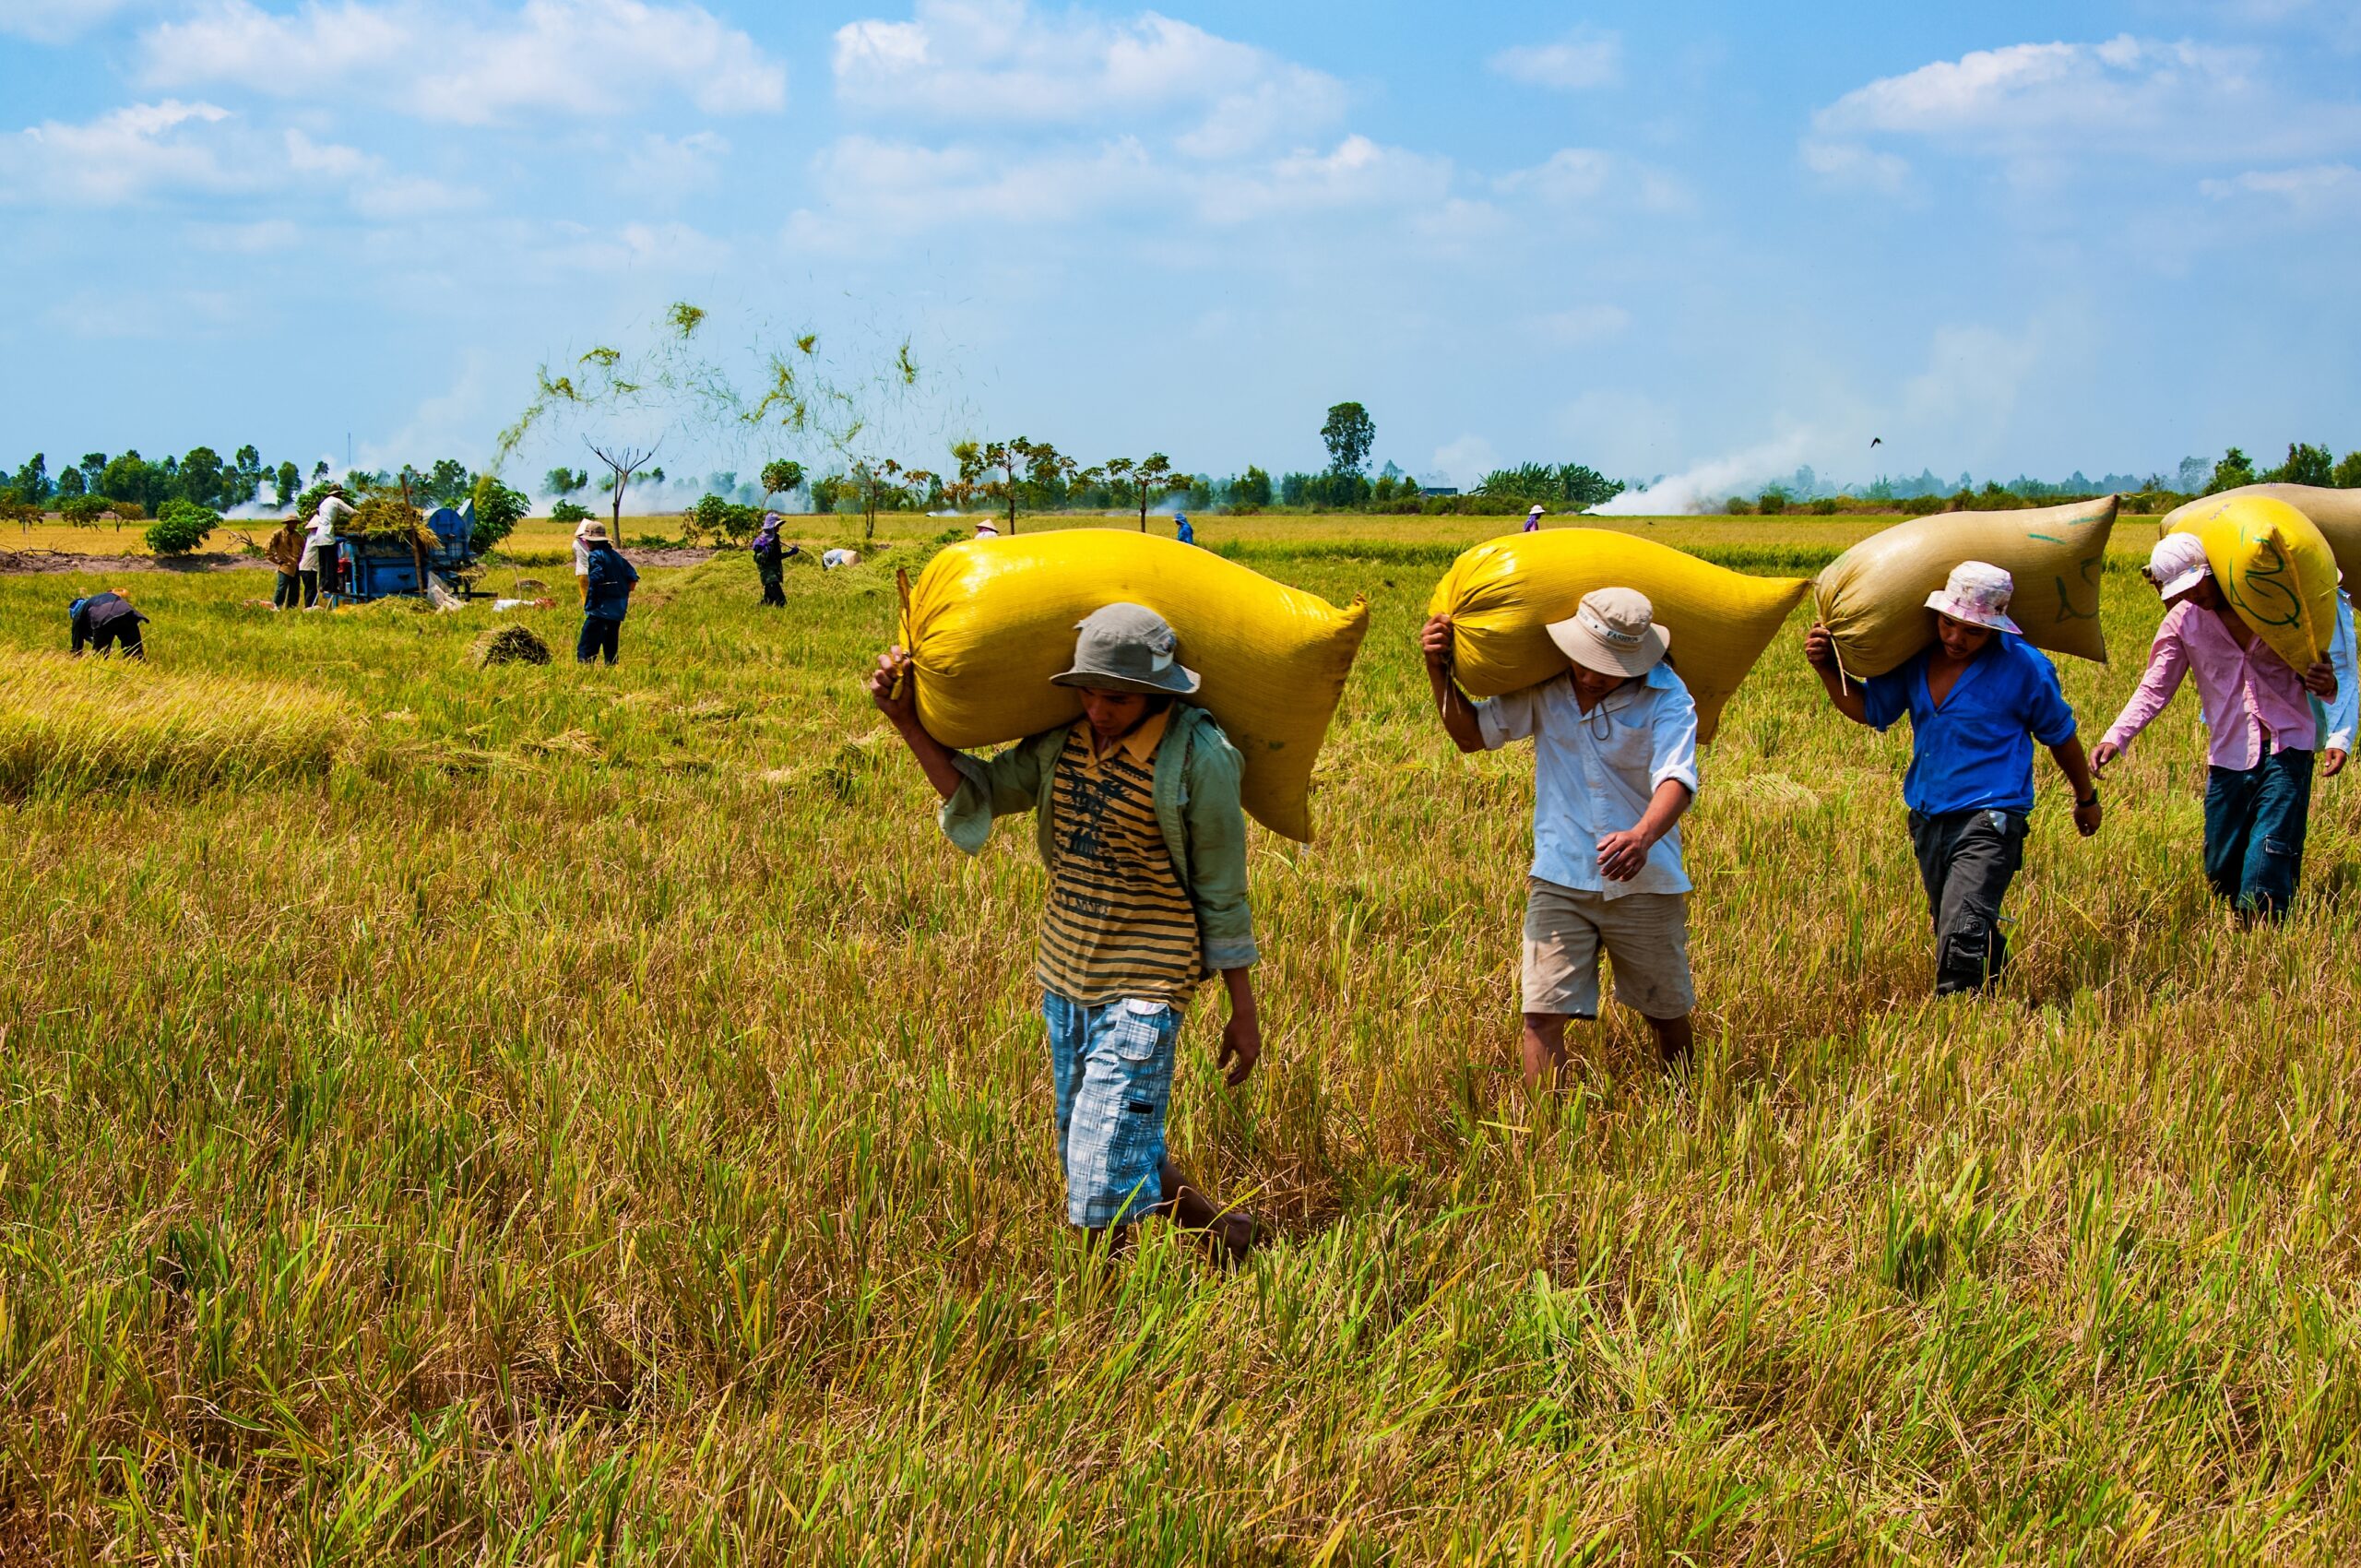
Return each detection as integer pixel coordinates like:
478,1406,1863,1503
1862,635,2077,815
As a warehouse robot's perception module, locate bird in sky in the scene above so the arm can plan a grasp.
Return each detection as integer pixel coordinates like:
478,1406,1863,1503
1870,437,1883,448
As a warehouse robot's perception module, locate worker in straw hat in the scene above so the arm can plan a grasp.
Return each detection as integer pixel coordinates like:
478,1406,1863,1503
1423,587,1703,1083
751,511,790,607
1807,561,2100,994
2092,533,2338,923
575,521,638,666
869,603,1263,1267
1523,505,1545,533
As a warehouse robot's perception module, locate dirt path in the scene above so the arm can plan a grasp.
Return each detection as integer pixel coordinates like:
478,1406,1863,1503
0,547,718,576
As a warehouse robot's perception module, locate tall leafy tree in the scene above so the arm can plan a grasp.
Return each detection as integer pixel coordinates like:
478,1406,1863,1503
274,461,301,507
9,454,50,505
2263,442,2334,487
180,446,226,509
760,458,805,505
1320,401,1375,478
2206,446,2257,493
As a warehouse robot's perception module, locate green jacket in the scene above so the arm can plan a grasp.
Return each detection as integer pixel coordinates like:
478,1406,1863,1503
941,703,1259,973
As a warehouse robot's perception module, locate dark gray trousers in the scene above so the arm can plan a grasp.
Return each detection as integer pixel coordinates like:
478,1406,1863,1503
1907,807,2027,996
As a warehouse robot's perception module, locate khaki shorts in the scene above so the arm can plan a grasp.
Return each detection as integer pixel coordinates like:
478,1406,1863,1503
1522,879,1694,1020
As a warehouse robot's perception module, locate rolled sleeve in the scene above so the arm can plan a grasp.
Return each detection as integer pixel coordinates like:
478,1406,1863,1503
1181,728,1258,970
2023,652,2079,748
1475,685,1541,752
1647,679,1702,796
1860,670,1911,733
936,733,1053,855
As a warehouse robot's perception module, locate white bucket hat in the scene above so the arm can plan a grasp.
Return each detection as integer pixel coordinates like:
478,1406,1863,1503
1051,602,1200,696
1925,561,2022,635
1546,587,1669,679
1526,505,1545,519
2145,533,2212,600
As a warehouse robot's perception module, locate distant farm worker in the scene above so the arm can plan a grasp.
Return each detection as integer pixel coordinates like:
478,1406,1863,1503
68,589,147,659
973,519,1001,540
822,548,860,570
2092,534,2338,922
576,522,639,667
265,515,304,610
1524,505,1545,533
1807,561,2100,994
1174,512,1195,546
300,492,352,608
1423,588,1701,1084
868,604,1263,1266
752,511,789,608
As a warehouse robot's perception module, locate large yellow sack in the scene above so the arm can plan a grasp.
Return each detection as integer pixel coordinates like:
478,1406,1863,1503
1427,529,1810,742
897,531,1368,842
2163,494,2339,671
2162,484,2361,589
1812,497,2115,679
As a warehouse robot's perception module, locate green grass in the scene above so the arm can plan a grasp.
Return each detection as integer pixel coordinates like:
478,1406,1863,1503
1,524,2357,1562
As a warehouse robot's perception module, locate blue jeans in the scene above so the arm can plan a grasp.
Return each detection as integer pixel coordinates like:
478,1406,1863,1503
1043,992,1180,1229
2204,749,2313,921
576,615,621,665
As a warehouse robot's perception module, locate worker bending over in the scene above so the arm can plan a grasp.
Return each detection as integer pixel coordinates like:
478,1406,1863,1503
69,590,148,659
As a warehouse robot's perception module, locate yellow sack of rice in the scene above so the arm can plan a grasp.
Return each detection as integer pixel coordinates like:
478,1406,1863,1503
1812,496,2115,678
1427,529,1810,742
2164,493,2339,671
2163,483,2361,590
898,531,1369,842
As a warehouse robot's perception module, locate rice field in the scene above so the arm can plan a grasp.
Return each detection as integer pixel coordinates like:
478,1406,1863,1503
1,517,2356,1562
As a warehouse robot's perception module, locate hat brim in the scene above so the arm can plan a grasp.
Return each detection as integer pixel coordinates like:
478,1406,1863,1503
2151,566,2209,600
1924,591,2021,635
1050,664,1201,696
1544,614,1668,679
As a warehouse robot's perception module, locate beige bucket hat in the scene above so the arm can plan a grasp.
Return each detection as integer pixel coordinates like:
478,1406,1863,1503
1546,587,1669,679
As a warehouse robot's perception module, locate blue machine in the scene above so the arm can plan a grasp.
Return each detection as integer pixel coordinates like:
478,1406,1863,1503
333,503,477,602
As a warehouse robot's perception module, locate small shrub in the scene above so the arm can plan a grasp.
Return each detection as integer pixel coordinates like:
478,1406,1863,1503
470,477,528,553
1724,496,1753,515
1756,490,1788,517
146,498,220,556
551,499,595,525
1809,497,1840,516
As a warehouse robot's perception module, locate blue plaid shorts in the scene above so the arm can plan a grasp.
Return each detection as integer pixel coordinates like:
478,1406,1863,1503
1044,992,1180,1229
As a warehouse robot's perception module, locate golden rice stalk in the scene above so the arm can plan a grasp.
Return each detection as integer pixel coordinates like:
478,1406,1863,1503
0,652,350,797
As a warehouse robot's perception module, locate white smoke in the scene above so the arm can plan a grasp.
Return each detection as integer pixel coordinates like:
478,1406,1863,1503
1591,431,1819,516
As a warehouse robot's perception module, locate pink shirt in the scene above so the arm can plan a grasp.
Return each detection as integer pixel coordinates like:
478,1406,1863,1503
2101,600,2316,769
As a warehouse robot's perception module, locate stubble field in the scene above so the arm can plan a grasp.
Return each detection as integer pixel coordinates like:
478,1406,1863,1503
3,514,2358,1563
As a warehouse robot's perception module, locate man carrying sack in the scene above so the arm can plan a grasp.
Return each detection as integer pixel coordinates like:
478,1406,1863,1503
1807,562,2101,995
868,604,1262,1267
2093,534,2337,922
1422,588,1701,1084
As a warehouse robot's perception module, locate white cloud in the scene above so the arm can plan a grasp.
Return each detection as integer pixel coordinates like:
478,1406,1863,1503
1,0,136,42
1530,303,1631,347
1494,147,1694,215
1489,28,1621,91
1195,135,1452,225
140,0,788,125
2200,160,2361,216
620,131,730,197
832,0,1344,155
1807,32,2361,185
0,100,238,206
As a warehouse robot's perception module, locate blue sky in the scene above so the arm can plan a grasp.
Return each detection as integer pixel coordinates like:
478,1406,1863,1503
4,0,2358,506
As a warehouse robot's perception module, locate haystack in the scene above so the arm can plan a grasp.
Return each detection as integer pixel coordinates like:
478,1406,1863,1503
469,625,552,668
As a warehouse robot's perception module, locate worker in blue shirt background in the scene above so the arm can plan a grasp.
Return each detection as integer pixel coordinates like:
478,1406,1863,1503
1174,512,1195,546
576,523,640,666
1806,561,2101,995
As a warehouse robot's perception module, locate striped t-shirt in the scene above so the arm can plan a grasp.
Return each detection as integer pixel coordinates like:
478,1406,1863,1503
1036,714,1204,1006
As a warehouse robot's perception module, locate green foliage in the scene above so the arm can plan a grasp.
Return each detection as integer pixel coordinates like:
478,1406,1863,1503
1320,401,1375,477
1756,486,1789,516
273,461,301,507
2206,446,2257,493
1476,462,1624,510
689,493,763,546
1234,466,1274,508
2336,450,2361,489
469,477,528,553
551,499,595,525
760,459,805,500
146,497,220,555
2262,442,2335,487
60,494,115,528
544,467,588,496
295,482,345,523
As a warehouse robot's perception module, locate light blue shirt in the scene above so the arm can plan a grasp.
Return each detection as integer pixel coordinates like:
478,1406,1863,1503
1476,663,1701,898
2326,590,2357,754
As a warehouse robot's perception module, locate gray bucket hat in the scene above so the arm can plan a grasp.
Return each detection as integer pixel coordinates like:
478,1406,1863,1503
1050,602,1200,696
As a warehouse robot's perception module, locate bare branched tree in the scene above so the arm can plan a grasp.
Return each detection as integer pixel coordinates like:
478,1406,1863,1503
588,440,660,548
